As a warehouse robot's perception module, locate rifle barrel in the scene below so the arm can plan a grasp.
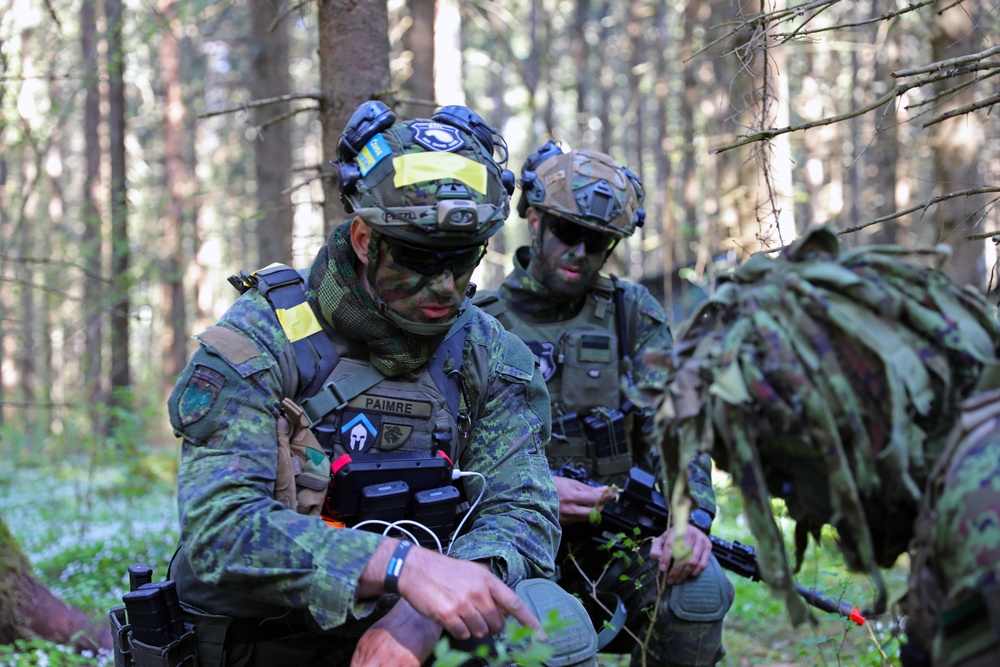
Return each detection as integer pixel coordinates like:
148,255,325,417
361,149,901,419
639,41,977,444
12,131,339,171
710,536,865,625
794,584,866,626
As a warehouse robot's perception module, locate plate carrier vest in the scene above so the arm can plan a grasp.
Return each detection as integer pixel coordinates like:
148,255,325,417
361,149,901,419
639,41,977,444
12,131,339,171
475,273,635,477
232,264,472,510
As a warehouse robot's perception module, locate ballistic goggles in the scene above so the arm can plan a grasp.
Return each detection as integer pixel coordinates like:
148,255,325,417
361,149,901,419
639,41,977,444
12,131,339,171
384,237,487,277
544,215,619,253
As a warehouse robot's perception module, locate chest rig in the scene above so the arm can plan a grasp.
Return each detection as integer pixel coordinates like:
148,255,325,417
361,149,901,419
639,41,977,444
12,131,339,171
231,264,471,534
478,274,634,477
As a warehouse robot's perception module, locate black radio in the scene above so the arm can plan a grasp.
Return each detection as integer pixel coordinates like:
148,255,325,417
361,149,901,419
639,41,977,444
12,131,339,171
324,450,460,548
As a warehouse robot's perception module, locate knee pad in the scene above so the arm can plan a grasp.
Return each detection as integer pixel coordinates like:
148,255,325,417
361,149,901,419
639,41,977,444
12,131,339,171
514,578,598,667
668,556,734,622
639,558,733,666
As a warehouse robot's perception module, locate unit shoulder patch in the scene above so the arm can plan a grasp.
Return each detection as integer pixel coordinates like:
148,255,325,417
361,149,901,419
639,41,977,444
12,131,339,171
177,364,227,426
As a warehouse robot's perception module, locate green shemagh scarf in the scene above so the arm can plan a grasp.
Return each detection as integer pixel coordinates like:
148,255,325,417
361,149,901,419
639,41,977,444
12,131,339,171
308,222,443,377
498,246,589,321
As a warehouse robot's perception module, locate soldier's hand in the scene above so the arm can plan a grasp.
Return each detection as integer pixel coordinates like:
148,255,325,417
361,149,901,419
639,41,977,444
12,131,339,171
351,599,441,667
359,540,543,641
552,475,616,525
651,525,711,585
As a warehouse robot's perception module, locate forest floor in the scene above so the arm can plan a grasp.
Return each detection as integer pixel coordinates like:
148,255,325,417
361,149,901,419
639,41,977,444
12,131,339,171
0,460,906,666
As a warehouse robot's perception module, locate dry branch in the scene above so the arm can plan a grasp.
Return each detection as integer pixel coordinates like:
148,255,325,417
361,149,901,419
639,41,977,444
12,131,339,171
838,187,1000,234
198,92,323,119
922,92,1000,127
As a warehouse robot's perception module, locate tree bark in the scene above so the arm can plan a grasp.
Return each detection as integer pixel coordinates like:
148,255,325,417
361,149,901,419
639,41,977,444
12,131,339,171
317,0,391,237
106,0,131,412
931,0,987,288
653,0,675,314
598,0,613,154
703,0,752,273
0,34,6,427
81,0,105,421
403,0,436,117
251,0,295,267
866,11,900,245
159,0,190,389
679,0,699,266
572,0,588,142
0,517,111,651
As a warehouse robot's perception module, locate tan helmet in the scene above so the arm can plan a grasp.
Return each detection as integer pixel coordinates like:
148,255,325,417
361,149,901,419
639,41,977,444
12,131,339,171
517,141,645,238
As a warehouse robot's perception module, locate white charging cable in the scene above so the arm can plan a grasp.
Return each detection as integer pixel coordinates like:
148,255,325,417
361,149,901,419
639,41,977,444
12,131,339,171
446,469,486,556
352,519,443,553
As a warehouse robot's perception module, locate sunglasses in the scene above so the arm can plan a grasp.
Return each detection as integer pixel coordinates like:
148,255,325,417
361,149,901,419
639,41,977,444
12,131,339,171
384,238,487,277
544,215,618,253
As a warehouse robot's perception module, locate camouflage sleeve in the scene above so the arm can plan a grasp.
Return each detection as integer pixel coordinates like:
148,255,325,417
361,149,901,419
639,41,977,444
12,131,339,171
167,291,386,630
446,311,560,584
625,282,716,515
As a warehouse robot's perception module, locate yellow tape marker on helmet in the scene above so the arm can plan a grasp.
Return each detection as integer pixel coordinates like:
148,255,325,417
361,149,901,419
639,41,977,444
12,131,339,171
392,152,487,195
276,302,323,342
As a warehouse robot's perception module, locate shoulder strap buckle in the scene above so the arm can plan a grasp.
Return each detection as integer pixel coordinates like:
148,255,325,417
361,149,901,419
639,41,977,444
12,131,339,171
299,366,387,428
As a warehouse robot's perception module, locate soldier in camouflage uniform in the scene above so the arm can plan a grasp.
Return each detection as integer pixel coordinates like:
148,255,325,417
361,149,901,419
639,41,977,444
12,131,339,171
163,104,592,667
474,142,734,667
657,225,1000,667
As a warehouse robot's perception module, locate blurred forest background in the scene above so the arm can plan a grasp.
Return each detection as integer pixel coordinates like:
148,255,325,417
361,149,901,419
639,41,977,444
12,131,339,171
0,0,998,662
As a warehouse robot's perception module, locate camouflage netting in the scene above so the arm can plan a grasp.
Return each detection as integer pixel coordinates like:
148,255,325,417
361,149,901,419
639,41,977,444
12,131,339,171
656,225,1000,625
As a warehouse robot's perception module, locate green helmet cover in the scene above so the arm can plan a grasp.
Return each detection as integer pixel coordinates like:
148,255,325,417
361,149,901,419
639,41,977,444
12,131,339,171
345,119,511,248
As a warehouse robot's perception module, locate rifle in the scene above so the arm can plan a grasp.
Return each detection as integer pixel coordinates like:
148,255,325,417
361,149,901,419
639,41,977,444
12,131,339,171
710,534,866,625
552,464,866,625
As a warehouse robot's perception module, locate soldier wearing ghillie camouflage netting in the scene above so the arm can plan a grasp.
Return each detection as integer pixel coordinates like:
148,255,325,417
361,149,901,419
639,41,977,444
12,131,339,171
654,225,1000,667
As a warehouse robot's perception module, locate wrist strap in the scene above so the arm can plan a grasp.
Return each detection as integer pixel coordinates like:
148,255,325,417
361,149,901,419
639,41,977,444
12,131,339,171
384,540,414,595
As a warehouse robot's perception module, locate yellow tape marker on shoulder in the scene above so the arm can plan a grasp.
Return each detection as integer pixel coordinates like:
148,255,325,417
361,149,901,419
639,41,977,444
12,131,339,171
276,302,323,342
393,152,487,195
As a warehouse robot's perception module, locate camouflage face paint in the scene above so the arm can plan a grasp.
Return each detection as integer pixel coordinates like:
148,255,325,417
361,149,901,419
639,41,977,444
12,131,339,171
528,215,608,301
373,240,474,324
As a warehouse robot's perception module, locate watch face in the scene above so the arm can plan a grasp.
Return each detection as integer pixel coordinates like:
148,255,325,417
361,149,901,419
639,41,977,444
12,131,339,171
690,509,713,533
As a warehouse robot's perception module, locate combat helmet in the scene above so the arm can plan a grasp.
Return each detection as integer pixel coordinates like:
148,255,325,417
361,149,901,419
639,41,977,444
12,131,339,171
517,141,645,239
331,101,516,338
334,101,516,249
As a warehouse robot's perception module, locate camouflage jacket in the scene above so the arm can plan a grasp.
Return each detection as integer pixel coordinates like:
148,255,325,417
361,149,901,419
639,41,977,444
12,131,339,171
476,247,716,515
906,360,1000,666
166,252,559,630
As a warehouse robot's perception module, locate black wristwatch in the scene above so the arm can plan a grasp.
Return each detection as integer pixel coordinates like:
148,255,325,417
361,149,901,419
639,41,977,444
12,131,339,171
689,508,713,535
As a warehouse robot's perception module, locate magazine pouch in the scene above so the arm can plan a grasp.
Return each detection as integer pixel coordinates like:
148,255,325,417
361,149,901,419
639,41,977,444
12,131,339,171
129,627,199,667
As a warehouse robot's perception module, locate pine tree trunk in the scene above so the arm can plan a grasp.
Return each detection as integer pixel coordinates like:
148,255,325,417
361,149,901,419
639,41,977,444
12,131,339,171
318,0,391,237
251,0,294,268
